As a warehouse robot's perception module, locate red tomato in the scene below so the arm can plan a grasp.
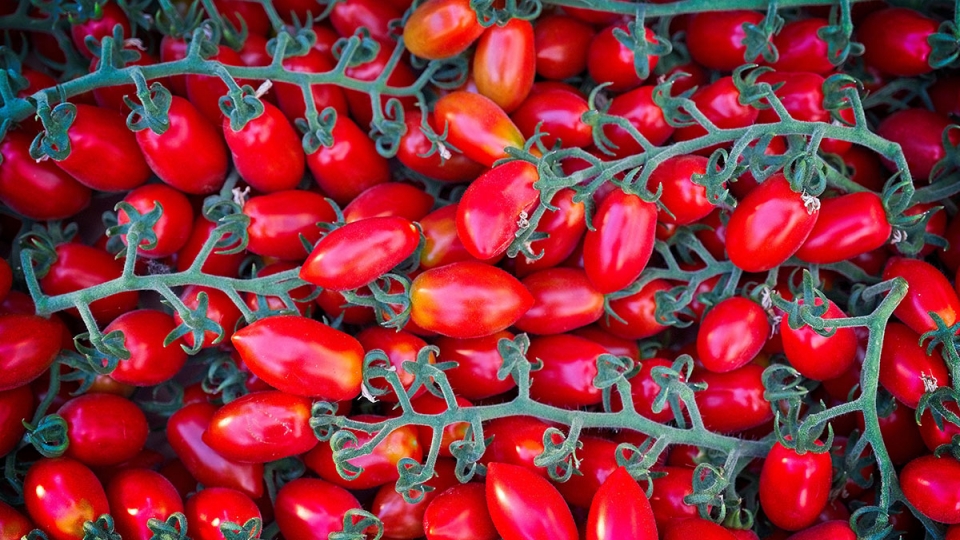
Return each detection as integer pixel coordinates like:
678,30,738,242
116,183,194,259
243,189,335,261
275,478,361,539
213,0,270,35
433,91,527,168
694,364,773,433
232,315,363,400
424,482,499,540
457,160,540,260
883,257,960,334
879,323,950,408
649,466,699,529
602,86,674,159
759,441,832,531
515,268,603,335
528,334,607,408
534,14,595,80
330,0,401,41
136,95,229,194
204,391,317,463
434,331,518,400
877,108,958,182
587,23,658,92
185,487,261,540
785,521,856,540
173,285,242,350
176,216,246,276
419,204,490,269
858,399,926,466
474,19,536,113
223,102,305,192
106,469,184,540
304,414,422,490
371,458,459,539
673,76,760,146
403,0,485,60
90,49,164,112
0,384,33,456
342,40,419,128
485,462,578,540
410,262,533,338
480,416,552,475
186,45,245,125
0,500,33,539
858,7,937,77
795,192,891,264
0,130,91,220
70,2,130,57
600,278,673,339
610,358,681,423
755,71,854,155
584,189,657,294
725,175,819,272
781,298,858,381
919,400,960,451
104,309,186,386
24,457,109,540
343,182,434,223
551,435,619,509
901,455,960,524
662,519,738,540
357,326,434,402
167,402,264,498
244,261,314,316
652,155,716,225
585,466,657,540
306,115,391,206
514,188,587,277
511,89,592,149
59,393,148,467
0,314,61,391
686,10,764,71
396,110,486,183
770,18,834,74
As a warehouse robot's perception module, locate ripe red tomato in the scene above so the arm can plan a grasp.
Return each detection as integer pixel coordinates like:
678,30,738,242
330,0,401,41
587,23,658,92
424,482,499,540
116,183,194,259
901,454,960,524
106,469,184,540
551,435,618,508
513,189,586,276
357,326,433,402
457,160,540,260
769,18,834,74
650,155,715,225
534,14,595,81
396,110,486,183
686,10,764,71
515,268,603,335
203,391,317,463
600,278,673,339
473,19,536,113
411,261,534,338
785,521,856,540
602,86,674,159
173,285,242,350
485,462,578,540
419,204,490,269
0,130,91,220
176,216,246,276
274,49,349,125
879,323,950,408
586,466,657,540
694,364,773,433
0,500,33,539
0,314,61,391
781,298,859,381
342,39,419,128
370,458,459,539
511,89,592,149
673,76,760,146
662,519,738,540
608,358,680,423
795,192,891,264
343,182,435,223
101,309,185,386
433,331,517,400
274,478,362,539
0,384,33,456
185,487,261,540
306,115,391,206
725,175,819,272
858,7,937,77
403,0,485,60
433,91,527,168
24,457,110,540
186,45,246,125
584,189,657,294
59,393,148,467
649,466,699,529
527,334,607,408
698,297,770,373
760,441,832,531
242,189,335,261
877,108,958,182
223,101,305,193
756,71,854,155
70,2,130,58
919,400,960,451
883,257,960,335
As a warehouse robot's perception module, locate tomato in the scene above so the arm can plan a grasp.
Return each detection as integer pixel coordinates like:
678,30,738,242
213,0,270,35
24,457,109,540
601,86,674,159
600,278,673,340
433,91,527,168
342,40,419,128
725,175,819,272
755,71,854,155
697,297,769,373
649,466,699,529
513,188,586,277
903,201,948,257
58,393,148,467
371,458,459,539
610,358,681,423
480,416,552,475
652,155,716,225
343,182,435,223
185,487,261,540
0,314,61,391
116,183,194,259
304,414,422,489
0,500,33,539
485,462,578,540
186,45,246,125
306,115,391,205
534,14,594,80
274,478,362,539
527,334,607,408
357,326,434,402
0,130,91,220
795,192,891,264
759,441,832,531
396,110,486,183
662,519,738,540
90,49,164,112
474,19,536,113
100,309,185,386
242,189,335,261
457,160,540,260
167,402,264,498
223,104,305,193
879,323,950,408
901,454,960,524
202,391,316,463
176,216,246,277
244,261,313,316
877,108,958,182
511,89,592,149
330,0,401,42
858,399,926,466
858,7,937,77
136,95,229,195
780,298,858,381
547,435,617,509
785,521,856,540
106,469,184,540
419,204,490,269
410,261,533,338
0,384,33,456
403,0,485,60
919,400,960,451
883,257,960,335
434,331,517,400
686,10,764,71
584,466,657,539
584,189,657,294
515,268,603,335
673,77,760,146
769,18,834,74
173,285,242,350
694,364,773,433
424,482,499,540
587,23,658,92
42,103,150,192
70,2,130,58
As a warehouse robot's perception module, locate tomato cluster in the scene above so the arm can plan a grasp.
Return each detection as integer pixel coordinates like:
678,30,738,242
5,0,960,539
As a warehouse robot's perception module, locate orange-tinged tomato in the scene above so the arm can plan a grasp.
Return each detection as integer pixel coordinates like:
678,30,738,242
403,0,485,60
474,19,536,113
434,91,528,167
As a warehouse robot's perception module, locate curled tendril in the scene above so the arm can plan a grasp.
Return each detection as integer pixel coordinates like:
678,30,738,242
23,414,69,458
329,509,383,540
850,504,894,540
650,355,703,428
164,291,225,354
329,429,364,481
202,356,249,404
614,439,663,497
220,518,262,540
29,96,76,162
449,419,487,483
471,0,542,27
496,333,541,385
685,462,735,523
108,199,164,254
147,512,189,540
533,418,583,482
340,273,411,329
741,1,783,64
818,0,864,66
82,514,121,540
395,458,434,504
309,401,341,441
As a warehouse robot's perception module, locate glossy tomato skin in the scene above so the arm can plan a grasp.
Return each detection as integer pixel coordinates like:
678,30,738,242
174,285,242,350
687,10,764,71
370,458,459,539
343,40,419,128
357,327,433,402
534,14,595,80
919,401,960,451
106,469,184,540
877,108,958,182
411,262,533,338
306,115,391,206
883,257,960,334
24,457,110,540
116,183,194,259
600,278,673,339
901,455,960,524
649,466,699,529
185,487,261,540
0,384,34,456
243,189,335,261
433,91,527,167
457,161,540,260
770,18,834,74
584,190,657,294
274,478,361,539
204,391,317,463
330,0,400,41
726,175,819,272
474,19,535,113
424,482,499,540
514,189,586,277
232,315,363,400
611,358,681,423
781,299,858,381
673,77,760,146
223,102,305,192
176,216,246,276
587,24,658,92
300,216,420,291
759,441,832,531
586,466,657,540
59,393,148,467
51,104,151,192
0,130,91,220
602,86,674,159
274,49,349,124
343,182,435,223
511,89,592,149
70,2,130,57
651,155,714,225
697,297,770,373
396,110,486,183
515,268,603,335
0,314,61,391
167,402,264,498
859,7,937,77
434,331,517,399
186,45,245,125
662,518,738,540
485,462,578,540
795,192,891,264
880,323,950,408
403,0,485,60
785,521,856,540
106,309,184,385
0,500,33,539
480,416,552,475
694,364,773,433
419,204,491,269
528,334,607,408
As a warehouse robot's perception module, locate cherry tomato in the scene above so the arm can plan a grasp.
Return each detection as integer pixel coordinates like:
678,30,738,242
662,518,738,540
116,183,194,259
357,327,434,402
24,457,110,540
760,441,832,531
424,482,498,540
176,216,246,277
602,86,674,159
173,285,243,350
371,458,459,539
330,0,401,42
457,160,540,260
223,101,305,192
781,298,859,381
106,469,184,540
99,309,184,387
901,454,960,524
342,39,419,128
919,401,960,451
686,10,764,71
0,314,61,391
419,204,490,269
609,358,681,423
673,76,761,146
0,130,91,220
185,487,261,540
649,466,699,529
515,268,603,335
204,391,317,463
58,393,148,467
694,364,773,433
877,108,958,182
0,384,33,457
474,19,536,113
513,188,587,277
785,521,856,540
584,189,657,294
434,331,517,400
795,192,891,264
600,278,674,340
306,115,391,206
342,182,435,223
243,189,335,261
697,297,770,373
403,0,485,60
274,478,362,539
528,334,607,408
396,110,486,183
770,18,834,74
485,462,578,540
585,466,657,539
70,2,130,58
858,7,937,77
587,23,658,92
534,14,595,80
511,89,592,149
879,323,950,409
755,71,854,155
0,500,33,539
186,45,246,125
883,257,960,335
650,155,715,225
433,91,527,167
213,0,270,36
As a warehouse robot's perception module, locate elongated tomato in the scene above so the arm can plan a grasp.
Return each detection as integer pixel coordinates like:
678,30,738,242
204,391,318,463
583,190,657,294
434,91,527,167
474,19,536,113
223,101,305,193
795,191,891,264
457,160,540,260
486,462,578,540
403,0,485,60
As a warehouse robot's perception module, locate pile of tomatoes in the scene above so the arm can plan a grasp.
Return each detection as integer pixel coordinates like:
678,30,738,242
6,0,960,538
